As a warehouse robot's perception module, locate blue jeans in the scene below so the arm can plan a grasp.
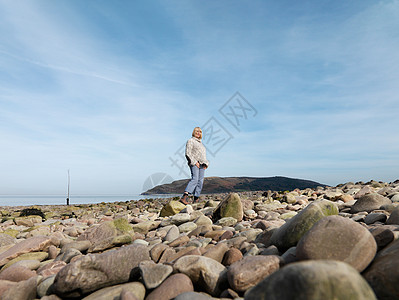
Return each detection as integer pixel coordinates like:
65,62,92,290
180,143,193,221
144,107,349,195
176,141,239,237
185,165,205,197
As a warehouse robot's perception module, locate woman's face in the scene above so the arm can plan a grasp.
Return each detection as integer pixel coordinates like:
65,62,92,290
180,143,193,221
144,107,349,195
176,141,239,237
194,129,202,138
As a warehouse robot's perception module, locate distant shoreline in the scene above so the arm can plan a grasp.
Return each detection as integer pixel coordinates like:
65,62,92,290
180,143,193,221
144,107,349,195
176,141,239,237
0,194,180,207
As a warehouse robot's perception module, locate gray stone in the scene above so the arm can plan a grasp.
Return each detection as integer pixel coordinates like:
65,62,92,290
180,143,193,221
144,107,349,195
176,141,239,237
269,200,338,251
391,193,399,202
212,193,243,222
164,225,180,242
77,220,133,252
260,245,280,256
178,222,197,233
369,226,395,249
52,244,150,298
219,236,247,249
351,193,391,213
54,248,82,263
0,236,53,267
131,220,161,235
174,255,227,296
0,234,16,247
40,295,61,300
37,275,56,298
386,206,399,225
364,213,387,224
193,215,213,227
255,201,286,212
227,255,280,292
60,240,91,253
11,259,41,270
150,244,169,262
354,186,374,199
138,260,173,289
237,228,262,242
280,247,297,265
244,260,376,300
363,239,399,299
296,215,377,272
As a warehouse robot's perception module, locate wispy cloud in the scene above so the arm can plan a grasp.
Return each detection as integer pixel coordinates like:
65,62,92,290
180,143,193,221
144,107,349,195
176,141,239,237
0,1,398,194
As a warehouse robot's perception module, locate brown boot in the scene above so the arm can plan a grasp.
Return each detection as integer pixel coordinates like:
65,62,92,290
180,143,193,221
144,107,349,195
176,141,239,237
179,192,189,205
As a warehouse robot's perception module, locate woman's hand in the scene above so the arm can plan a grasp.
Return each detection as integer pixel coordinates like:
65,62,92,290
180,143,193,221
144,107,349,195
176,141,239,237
195,162,200,168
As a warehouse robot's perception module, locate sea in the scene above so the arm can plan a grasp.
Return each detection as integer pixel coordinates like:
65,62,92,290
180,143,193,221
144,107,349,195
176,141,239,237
0,194,179,207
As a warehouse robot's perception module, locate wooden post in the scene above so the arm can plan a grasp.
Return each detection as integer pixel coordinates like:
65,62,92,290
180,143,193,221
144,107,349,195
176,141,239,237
66,169,70,205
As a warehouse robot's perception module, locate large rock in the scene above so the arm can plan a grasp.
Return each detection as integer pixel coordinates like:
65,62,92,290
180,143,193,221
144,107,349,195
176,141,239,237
227,255,280,292
0,280,16,297
60,240,91,254
77,219,133,252
212,193,243,222
386,206,399,225
351,193,391,213
52,244,150,298
363,239,399,299
269,200,338,251
0,234,16,247
14,216,42,227
1,276,39,300
0,236,53,267
369,226,395,250
160,201,186,217
244,260,376,300
139,260,173,289
2,252,48,270
296,215,377,272
173,255,227,296
37,275,56,298
0,264,36,282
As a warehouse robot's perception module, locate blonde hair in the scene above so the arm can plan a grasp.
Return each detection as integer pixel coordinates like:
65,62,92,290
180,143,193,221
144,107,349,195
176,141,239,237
192,127,202,139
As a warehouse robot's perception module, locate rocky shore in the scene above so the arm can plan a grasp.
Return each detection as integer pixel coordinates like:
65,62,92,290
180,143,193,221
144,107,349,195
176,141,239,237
0,179,398,299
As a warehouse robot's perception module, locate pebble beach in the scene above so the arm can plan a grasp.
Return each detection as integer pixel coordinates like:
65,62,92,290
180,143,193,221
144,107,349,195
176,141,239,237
0,179,398,299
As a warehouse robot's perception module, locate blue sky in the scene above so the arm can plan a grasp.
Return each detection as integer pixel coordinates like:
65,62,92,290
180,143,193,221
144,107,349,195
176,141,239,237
0,0,398,195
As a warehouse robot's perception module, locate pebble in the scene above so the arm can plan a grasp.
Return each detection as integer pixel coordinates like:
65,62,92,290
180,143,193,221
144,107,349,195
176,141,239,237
0,181,397,299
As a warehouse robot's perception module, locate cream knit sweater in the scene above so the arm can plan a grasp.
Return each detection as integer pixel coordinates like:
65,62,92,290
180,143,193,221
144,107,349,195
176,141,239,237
185,137,209,167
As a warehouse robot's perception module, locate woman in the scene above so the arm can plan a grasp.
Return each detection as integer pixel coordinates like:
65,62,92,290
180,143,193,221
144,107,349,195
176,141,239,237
180,127,209,204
